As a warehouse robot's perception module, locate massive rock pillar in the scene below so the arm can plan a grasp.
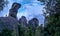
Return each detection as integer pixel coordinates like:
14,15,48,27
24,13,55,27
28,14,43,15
9,2,21,19
0,2,21,36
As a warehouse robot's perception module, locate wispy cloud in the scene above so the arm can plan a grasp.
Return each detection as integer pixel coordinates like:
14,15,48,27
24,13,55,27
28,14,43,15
17,2,44,24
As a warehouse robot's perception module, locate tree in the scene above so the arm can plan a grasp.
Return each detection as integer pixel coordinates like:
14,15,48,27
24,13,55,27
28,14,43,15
0,28,14,36
35,25,43,36
38,0,60,36
0,0,8,11
18,24,25,36
27,24,34,36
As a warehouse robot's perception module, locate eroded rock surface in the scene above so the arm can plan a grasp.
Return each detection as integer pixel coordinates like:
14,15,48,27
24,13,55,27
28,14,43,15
0,2,21,36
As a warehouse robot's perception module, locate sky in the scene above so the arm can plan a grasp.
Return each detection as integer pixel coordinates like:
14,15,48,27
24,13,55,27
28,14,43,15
0,0,45,25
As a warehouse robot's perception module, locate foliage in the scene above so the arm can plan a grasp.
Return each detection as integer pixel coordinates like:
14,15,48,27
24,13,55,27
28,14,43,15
18,24,44,36
0,0,60,36
0,0,8,11
35,25,43,36
38,0,60,36
0,28,14,36
18,24,26,36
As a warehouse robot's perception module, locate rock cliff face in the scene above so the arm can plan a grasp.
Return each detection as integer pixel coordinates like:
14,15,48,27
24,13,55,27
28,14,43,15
9,2,21,19
28,18,39,30
0,2,39,36
0,2,21,36
19,16,27,28
0,16,19,36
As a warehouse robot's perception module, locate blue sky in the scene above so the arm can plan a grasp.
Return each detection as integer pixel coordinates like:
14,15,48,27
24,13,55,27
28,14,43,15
0,0,45,25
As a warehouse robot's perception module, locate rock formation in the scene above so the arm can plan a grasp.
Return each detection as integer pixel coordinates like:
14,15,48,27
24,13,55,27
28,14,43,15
0,2,40,36
0,2,21,36
9,2,21,19
28,18,39,30
19,16,27,28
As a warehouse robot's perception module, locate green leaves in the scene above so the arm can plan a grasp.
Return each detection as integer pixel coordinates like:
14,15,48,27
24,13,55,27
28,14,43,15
0,28,14,36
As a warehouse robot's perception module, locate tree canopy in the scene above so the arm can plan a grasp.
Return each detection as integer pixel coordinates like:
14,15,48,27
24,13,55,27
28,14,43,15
0,0,8,11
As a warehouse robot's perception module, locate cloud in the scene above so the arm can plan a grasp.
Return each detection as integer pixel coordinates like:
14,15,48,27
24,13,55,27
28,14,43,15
17,2,44,24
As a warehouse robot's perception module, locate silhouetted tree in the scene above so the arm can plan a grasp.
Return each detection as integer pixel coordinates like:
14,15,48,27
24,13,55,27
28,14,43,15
0,0,8,11
38,0,60,36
